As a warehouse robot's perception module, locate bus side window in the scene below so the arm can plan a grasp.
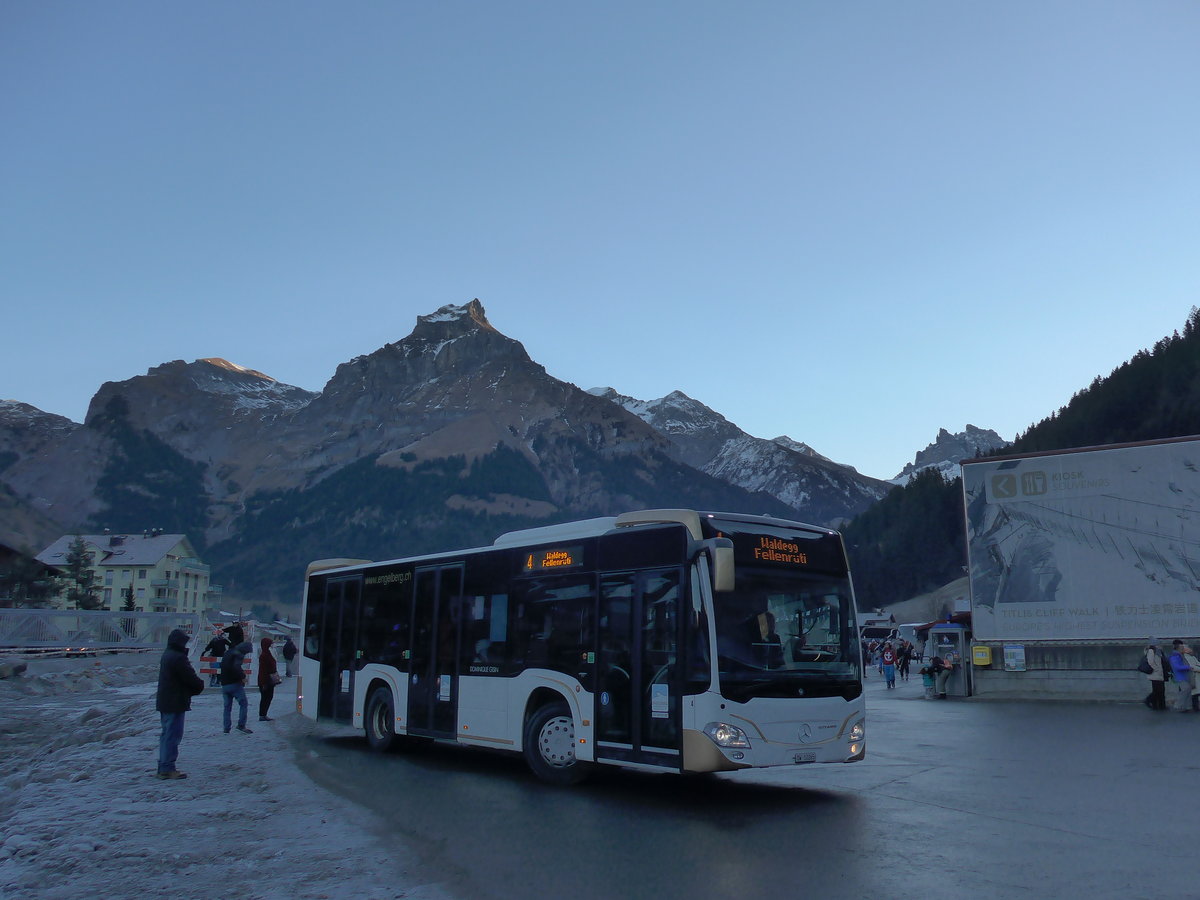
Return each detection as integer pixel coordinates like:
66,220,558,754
462,593,509,672
514,576,594,689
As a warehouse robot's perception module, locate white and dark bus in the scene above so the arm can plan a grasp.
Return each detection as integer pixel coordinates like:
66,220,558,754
298,509,865,784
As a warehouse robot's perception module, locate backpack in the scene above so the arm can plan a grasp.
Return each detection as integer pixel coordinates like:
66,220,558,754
220,649,243,681
1137,654,1154,675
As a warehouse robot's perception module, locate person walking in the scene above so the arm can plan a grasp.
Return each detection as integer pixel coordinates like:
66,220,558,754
201,632,230,687
1143,641,1169,711
220,641,254,734
154,628,205,779
881,642,897,689
257,636,279,722
281,636,298,678
897,641,912,682
1168,640,1193,713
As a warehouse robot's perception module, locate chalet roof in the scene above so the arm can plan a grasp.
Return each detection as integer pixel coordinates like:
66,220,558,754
35,533,199,568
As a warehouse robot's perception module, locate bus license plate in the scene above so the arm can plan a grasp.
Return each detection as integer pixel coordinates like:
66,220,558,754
793,752,816,764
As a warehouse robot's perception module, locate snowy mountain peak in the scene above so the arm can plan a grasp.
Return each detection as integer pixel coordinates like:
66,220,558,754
414,299,496,334
198,358,275,382
771,436,834,465
589,386,889,524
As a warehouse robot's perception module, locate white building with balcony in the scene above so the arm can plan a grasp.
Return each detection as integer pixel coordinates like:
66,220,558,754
35,531,222,614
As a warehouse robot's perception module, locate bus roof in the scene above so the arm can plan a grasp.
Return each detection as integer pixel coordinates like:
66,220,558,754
304,509,838,578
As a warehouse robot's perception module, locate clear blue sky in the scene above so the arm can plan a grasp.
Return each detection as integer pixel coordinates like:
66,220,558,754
3,2,1197,481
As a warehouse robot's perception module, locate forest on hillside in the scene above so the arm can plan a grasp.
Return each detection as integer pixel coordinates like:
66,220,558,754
844,307,1200,611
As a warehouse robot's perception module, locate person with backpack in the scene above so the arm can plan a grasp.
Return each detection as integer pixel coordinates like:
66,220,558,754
220,641,254,734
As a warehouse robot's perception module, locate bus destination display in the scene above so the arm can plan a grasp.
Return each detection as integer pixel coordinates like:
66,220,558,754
710,521,845,574
523,545,583,572
753,536,808,566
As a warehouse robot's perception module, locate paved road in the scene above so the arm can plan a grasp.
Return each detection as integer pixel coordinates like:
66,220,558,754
286,668,1198,900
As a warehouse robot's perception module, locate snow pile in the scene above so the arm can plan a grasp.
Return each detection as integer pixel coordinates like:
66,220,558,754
0,654,452,900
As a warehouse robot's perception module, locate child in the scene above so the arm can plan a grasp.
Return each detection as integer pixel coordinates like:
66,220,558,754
919,664,936,700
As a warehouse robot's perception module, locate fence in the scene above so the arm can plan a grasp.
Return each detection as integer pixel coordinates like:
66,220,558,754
0,608,205,650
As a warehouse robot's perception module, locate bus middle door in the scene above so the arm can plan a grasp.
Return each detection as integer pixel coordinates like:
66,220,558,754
408,565,463,737
596,568,682,769
319,575,363,725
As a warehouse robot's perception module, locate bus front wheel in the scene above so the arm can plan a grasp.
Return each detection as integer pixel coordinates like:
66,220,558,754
365,686,399,753
523,701,588,785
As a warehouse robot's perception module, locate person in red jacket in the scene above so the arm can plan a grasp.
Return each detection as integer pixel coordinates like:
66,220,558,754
257,636,279,722
881,642,897,689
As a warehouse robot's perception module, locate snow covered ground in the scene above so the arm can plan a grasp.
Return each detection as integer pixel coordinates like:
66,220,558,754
0,651,453,900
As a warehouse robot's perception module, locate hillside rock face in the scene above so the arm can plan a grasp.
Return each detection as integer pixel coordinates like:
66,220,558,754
0,301,804,603
590,388,890,525
891,425,1010,484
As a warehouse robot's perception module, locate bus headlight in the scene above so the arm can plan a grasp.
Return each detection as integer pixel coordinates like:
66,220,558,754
703,722,751,749
849,720,865,742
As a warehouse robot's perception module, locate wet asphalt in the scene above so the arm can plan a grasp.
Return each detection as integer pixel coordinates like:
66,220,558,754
288,664,1200,900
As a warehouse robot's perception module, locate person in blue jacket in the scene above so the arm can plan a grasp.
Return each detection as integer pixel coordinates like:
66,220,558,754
1168,640,1193,713
154,629,205,779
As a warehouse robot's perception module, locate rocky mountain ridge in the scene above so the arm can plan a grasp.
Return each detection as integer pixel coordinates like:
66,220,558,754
0,302,790,602
1,300,1002,606
890,424,1009,485
589,387,889,524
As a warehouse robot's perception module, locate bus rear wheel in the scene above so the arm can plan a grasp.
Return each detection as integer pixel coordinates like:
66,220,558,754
365,686,399,753
523,701,589,785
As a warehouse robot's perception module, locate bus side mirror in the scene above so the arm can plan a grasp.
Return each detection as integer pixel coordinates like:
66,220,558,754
690,538,735,592
711,542,734,592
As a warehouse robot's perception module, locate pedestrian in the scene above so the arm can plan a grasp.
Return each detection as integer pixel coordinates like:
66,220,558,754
281,635,298,678
1143,641,1169,711
220,641,254,734
881,642,897,689
919,663,937,700
1184,644,1200,713
1168,640,1192,713
931,654,954,699
154,628,205,780
258,636,280,722
897,641,912,681
201,632,230,687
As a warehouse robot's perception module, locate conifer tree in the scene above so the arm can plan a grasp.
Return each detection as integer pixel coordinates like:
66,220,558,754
64,536,102,610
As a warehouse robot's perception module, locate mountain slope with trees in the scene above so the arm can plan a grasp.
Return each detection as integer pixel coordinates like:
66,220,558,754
845,307,1200,610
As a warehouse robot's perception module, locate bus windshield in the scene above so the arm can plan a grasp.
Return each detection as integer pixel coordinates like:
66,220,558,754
713,568,860,702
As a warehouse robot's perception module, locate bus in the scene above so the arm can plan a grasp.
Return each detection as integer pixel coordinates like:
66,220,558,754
298,509,865,784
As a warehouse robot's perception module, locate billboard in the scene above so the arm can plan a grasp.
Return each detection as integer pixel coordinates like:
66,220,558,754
963,437,1200,641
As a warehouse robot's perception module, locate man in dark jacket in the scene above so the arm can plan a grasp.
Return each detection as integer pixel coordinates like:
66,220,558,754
155,628,205,779
220,641,254,734
281,636,298,678
201,633,231,687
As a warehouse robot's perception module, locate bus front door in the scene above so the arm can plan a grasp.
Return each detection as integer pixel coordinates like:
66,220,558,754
408,565,463,737
596,569,682,770
319,575,362,725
